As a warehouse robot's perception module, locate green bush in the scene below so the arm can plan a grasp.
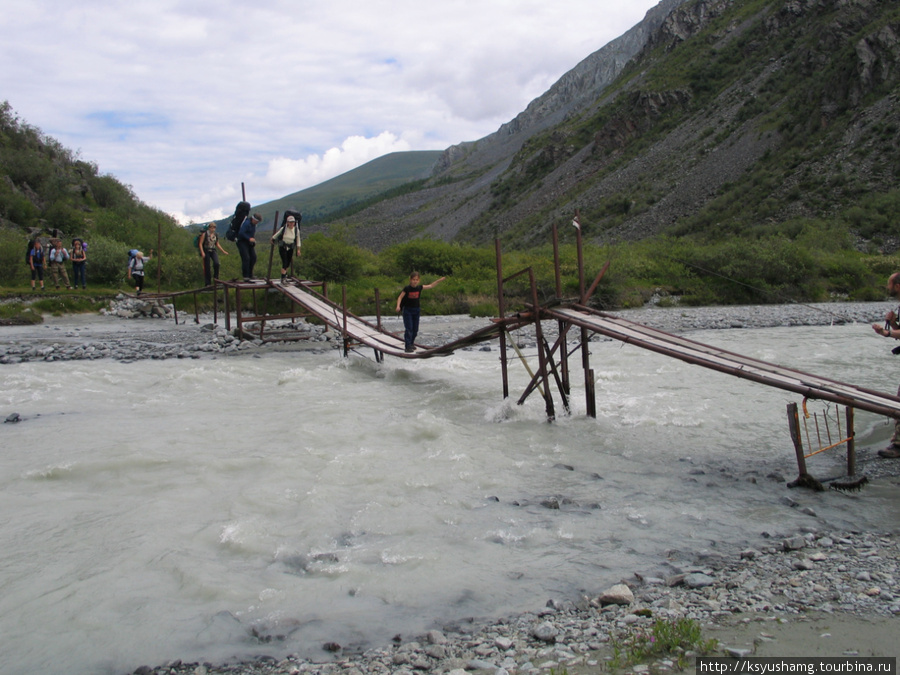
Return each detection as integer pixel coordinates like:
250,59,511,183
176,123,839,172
383,239,468,277
297,233,366,282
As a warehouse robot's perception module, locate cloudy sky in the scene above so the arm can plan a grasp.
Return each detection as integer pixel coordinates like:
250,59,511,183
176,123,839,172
3,0,660,224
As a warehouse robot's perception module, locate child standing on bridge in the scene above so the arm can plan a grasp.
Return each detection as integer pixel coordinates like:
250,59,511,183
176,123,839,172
396,272,446,353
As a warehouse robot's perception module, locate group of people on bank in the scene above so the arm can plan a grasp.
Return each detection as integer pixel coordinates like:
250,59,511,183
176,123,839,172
27,237,87,291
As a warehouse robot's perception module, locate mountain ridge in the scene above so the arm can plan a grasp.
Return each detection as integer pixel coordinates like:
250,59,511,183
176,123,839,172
305,0,900,254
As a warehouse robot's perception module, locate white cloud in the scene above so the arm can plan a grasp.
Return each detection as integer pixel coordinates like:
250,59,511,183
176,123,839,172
260,132,413,192
0,0,663,224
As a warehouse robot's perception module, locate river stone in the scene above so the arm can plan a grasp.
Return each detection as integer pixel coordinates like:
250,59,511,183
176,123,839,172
598,583,634,605
683,572,715,588
531,621,558,642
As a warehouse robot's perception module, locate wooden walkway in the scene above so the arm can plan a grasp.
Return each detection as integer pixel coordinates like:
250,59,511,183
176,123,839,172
274,279,530,358
545,304,900,420
266,279,900,420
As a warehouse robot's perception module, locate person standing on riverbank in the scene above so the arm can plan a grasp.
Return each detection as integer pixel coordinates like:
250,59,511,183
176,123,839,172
395,272,446,352
237,213,261,281
27,240,45,291
47,239,71,289
71,239,87,289
198,223,229,286
871,271,900,458
128,250,152,297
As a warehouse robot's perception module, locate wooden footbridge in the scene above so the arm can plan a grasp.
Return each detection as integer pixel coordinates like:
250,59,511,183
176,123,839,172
161,212,900,481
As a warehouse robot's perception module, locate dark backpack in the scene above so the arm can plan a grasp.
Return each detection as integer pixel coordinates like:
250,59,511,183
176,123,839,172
192,224,210,253
26,240,42,265
226,201,251,242
274,210,303,242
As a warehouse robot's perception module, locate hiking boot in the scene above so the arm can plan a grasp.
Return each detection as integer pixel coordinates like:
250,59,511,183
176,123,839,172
877,446,900,459
404,346,414,353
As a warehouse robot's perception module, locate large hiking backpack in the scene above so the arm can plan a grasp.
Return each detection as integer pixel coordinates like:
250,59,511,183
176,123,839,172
192,224,210,254
225,201,251,242
282,210,302,227
274,210,303,242
127,249,139,271
26,239,43,264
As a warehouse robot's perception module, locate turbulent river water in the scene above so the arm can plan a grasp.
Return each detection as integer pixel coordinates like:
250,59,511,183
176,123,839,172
1,320,898,674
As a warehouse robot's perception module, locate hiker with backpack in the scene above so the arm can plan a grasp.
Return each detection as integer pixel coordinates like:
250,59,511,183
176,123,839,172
128,249,153,296
198,223,229,286
47,239,71,289
236,212,262,281
71,239,87,289
27,239,45,291
271,213,302,281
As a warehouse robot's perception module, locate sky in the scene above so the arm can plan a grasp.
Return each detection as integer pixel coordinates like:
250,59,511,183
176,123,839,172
2,0,661,225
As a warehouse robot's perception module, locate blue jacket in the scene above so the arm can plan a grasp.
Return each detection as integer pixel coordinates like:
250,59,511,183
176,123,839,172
238,216,256,242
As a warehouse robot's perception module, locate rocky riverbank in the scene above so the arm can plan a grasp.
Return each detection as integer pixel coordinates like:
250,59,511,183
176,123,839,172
129,528,899,675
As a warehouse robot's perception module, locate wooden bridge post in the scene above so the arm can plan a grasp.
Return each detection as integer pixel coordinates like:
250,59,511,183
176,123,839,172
213,279,218,325
495,239,510,400
787,402,808,475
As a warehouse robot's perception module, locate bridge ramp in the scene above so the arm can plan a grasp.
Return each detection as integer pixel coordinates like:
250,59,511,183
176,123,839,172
547,305,900,419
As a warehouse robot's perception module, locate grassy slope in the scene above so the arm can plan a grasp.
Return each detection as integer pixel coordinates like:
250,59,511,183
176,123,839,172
253,150,443,224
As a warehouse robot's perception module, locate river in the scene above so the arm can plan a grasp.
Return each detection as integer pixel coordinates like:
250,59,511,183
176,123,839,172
1,319,898,674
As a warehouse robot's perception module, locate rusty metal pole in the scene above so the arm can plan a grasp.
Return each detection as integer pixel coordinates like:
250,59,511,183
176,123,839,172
266,211,280,282
788,402,808,475
224,283,231,331
552,223,570,395
235,286,243,339
529,268,554,421
156,220,162,295
574,211,596,417
495,239,509,400
375,288,382,330
374,288,384,362
342,285,349,357
846,406,856,476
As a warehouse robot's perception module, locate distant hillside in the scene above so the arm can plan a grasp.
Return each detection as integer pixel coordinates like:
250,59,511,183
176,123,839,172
0,101,201,287
250,151,442,226
317,0,900,254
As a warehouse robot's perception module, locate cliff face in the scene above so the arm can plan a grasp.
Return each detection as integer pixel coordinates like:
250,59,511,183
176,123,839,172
432,0,690,177
336,0,900,252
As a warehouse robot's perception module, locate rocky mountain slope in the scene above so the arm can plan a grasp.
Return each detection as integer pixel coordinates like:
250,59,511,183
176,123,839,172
325,0,900,252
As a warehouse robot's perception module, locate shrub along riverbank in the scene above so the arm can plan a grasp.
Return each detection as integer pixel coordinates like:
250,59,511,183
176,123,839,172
2,232,898,322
